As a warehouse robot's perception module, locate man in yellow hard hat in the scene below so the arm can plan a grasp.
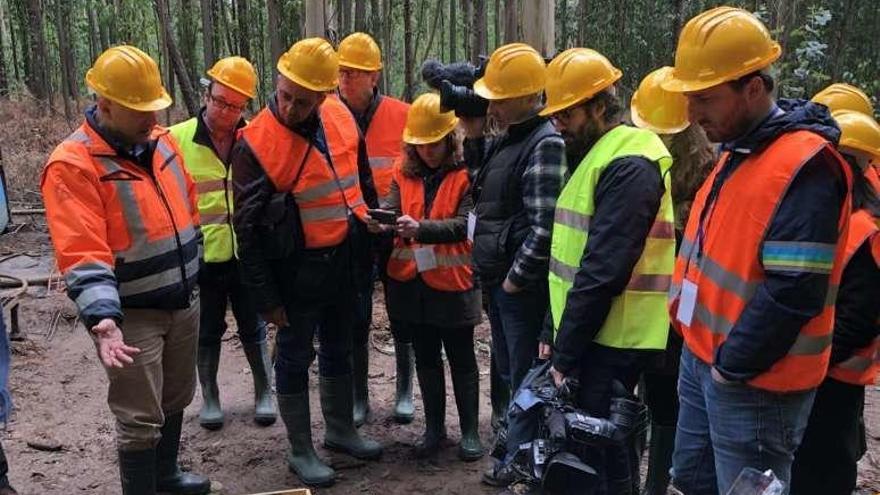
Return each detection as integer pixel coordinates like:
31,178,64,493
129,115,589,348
231,38,382,488
41,45,210,494
524,48,675,494
335,32,413,427
664,7,852,494
169,57,277,431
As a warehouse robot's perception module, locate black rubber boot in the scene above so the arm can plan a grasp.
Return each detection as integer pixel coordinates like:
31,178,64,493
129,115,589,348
414,367,447,458
156,412,211,494
243,341,277,426
352,341,371,427
392,341,414,424
118,448,156,495
489,356,509,432
452,371,484,461
320,375,383,459
196,344,224,430
642,425,676,495
277,392,336,487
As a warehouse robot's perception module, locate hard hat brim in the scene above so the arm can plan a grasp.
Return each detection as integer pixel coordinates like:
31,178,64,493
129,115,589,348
538,93,592,117
629,105,690,135
402,119,459,145
473,77,541,101
338,60,382,72
207,69,256,99
104,90,173,112
662,46,782,94
277,63,339,93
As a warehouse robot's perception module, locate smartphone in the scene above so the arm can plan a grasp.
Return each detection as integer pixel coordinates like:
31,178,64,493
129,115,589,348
367,208,399,225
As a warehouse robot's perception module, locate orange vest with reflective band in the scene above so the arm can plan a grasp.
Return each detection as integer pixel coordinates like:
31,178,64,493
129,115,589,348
866,161,880,195
42,122,200,316
828,209,880,386
239,98,367,249
386,163,473,292
669,130,852,392
364,96,409,203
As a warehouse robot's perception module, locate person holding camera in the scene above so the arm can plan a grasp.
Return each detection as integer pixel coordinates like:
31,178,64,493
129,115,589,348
536,48,676,494
368,93,484,461
464,42,565,444
335,32,413,427
231,38,381,488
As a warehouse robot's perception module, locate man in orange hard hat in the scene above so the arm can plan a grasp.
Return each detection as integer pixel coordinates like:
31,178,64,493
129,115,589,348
664,7,852,494
231,38,382,488
41,46,210,494
170,56,277,431
335,32,412,427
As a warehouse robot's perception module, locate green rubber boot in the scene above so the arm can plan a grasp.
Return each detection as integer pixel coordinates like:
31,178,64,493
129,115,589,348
392,342,415,424
320,375,383,459
243,341,277,426
196,344,224,430
452,371,484,461
277,393,336,487
414,367,447,458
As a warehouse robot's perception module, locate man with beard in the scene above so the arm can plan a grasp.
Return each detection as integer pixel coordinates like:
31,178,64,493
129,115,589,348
664,7,850,494
539,48,676,494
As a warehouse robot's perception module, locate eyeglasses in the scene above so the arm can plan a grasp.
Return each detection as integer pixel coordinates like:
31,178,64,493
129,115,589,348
339,68,371,79
208,93,248,113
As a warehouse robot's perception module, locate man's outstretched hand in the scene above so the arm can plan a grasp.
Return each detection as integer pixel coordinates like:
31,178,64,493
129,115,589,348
91,318,141,368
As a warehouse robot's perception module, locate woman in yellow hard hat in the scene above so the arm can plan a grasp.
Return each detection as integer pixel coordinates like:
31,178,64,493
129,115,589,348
367,93,484,461
630,66,715,495
791,112,880,495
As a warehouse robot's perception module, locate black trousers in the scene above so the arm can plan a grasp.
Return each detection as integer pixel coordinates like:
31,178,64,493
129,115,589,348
790,377,866,495
404,322,477,376
0,440,9,487
198,260,266,347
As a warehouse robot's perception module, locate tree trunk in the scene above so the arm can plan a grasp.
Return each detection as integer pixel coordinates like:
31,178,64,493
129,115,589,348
54,0,77,101
448,0,456,61
0,0,9,97
419,0,442,63
177,0,199,84
266,0,284,67
8,0,21,84
403,0,413,101
460,0,472,62
305,0,326,37
369,0,381,38
24,0,49,100
577,0,587,46
504,0,518,44
339,0,351,36
354,0,366,31
472,0,487,61
155,0,199,116
558,0,568,49
238,0,252,61
200,0,215,67
522,0,554,56
493,0,500,48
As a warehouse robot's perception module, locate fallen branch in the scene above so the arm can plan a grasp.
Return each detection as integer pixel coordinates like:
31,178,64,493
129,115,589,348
10,208,45,215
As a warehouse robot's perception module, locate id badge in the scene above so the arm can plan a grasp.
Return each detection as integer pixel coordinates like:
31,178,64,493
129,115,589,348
467,211,477,242
676,280,698,326
414,247,438,272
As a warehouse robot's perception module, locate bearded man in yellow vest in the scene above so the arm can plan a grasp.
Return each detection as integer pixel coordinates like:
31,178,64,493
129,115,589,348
169,57,277,431
529,48,675,492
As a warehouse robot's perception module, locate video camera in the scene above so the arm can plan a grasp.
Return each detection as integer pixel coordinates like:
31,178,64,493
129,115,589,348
491,361,649,495
420,58,489,118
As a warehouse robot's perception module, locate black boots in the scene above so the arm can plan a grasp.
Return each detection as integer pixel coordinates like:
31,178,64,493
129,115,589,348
452,371,484,461
243,341,278,426
118,448,156,495
415,367,447,457
393,342,415,424
156,412,211,494
490,356,510,432
352,341,371,427
642,425,675,495
320,375,383,459
277,392,336,487
196,344,224,430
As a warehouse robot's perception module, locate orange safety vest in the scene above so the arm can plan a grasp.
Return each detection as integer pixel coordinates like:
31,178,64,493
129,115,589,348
41,121,200,316
386,164,473,292
364,96,409,203
866,161,880,195
827,208,880,386
669,130,852,392
239,97,368,249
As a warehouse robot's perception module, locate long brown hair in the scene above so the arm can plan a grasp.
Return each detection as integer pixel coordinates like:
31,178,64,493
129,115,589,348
400,129,465,178
668,124,716,230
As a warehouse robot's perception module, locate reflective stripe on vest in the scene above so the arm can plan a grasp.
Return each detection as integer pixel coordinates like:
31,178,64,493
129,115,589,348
828,209,880,385
386,165,474,292
364,96,409,204
169,117,235,263
240,98,368,249
549,125,675,350
669,130,853,392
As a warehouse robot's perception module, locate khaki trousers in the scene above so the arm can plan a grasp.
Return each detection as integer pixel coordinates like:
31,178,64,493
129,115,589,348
104,299,199,451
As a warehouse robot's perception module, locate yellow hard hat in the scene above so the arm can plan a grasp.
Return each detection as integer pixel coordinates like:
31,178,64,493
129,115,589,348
338,32,383,71
474,43,546,101
630,67,690,134
812,83,874,117
403,93,459,145
540,48,622,117
85,45,172,112
207,56,257,99
277,38,339,92
663,6,781,93
834,110,880,161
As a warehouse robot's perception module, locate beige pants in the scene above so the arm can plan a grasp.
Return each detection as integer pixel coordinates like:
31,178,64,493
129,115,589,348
104,299,199,451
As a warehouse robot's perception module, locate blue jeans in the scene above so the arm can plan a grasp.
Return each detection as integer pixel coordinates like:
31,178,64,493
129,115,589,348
487,283,547,392
672,347,816,495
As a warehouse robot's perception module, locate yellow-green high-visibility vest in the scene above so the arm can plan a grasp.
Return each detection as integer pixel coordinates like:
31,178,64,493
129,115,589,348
169,117,235,263
549,125,675,349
